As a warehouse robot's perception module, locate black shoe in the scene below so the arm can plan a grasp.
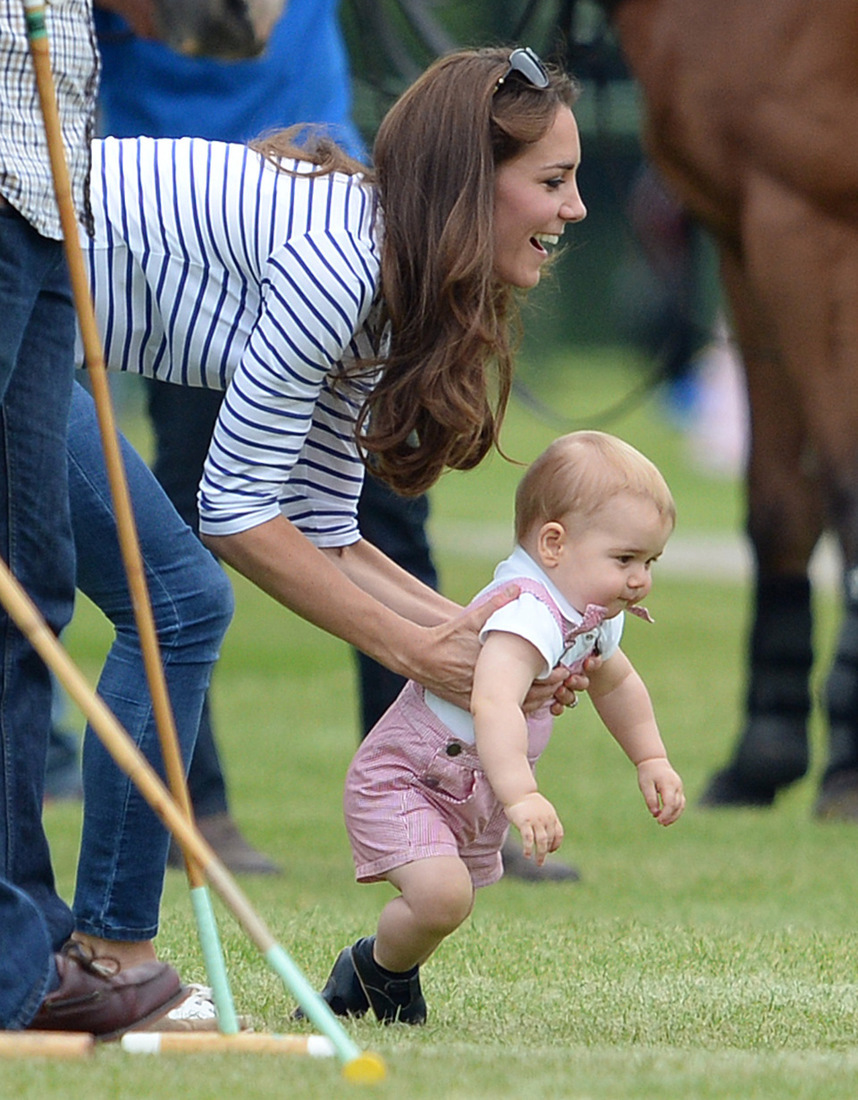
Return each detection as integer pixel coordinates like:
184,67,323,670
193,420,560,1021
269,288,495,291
292,943,370,1021
351,936,427,1025
501,837,581,883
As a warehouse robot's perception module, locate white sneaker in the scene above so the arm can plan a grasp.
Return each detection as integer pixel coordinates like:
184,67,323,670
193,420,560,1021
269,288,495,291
142,983,252,1032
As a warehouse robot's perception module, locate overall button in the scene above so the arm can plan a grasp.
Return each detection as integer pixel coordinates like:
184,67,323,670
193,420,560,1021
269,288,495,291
445,742,462,757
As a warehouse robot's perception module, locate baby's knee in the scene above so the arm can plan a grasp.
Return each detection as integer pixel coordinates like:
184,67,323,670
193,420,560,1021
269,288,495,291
420,876,474,935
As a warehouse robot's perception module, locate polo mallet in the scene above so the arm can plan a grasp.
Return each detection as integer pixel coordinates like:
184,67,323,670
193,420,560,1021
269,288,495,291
0,540,385,1080
18,3,385,1080
21,0,238,1034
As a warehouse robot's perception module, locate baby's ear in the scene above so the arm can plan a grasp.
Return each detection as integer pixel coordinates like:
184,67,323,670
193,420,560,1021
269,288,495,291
535,521,565,567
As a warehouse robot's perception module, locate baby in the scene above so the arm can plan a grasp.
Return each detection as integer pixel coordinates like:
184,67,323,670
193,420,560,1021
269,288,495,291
300,430,685,1026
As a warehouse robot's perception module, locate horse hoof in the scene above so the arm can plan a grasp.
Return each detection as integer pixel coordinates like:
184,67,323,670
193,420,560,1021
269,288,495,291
814,769,858,822
698,765,777,808
731,718,810,789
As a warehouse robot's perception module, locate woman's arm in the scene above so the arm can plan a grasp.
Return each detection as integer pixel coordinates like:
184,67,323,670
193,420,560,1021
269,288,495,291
323,536,460,625
206,516,589,713
205,515,513,708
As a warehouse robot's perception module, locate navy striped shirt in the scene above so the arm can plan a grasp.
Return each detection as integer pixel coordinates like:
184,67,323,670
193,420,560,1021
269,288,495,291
85,136,382,544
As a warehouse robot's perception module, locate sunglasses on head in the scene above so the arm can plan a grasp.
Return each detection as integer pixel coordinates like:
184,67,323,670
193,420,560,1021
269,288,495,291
494,47,550,94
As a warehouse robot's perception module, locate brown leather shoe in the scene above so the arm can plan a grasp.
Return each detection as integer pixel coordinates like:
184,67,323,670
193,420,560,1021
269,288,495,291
501,837,581,883
27,942,187,1041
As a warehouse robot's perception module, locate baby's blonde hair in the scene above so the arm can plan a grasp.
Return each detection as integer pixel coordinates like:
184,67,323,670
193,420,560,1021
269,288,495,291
514,430,676,542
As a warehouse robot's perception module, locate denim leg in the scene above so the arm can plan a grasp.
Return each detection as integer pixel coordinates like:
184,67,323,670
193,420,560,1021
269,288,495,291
0,878,58,1028
0,209,76,952
68,382,234,940
146,378,229,816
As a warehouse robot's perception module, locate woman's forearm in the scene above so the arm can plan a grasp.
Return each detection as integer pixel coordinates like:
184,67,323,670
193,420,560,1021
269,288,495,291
325,537,461,625
204,517,423,676
203,515,508,707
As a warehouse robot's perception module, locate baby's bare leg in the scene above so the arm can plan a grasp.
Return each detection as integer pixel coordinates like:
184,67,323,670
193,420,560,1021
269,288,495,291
376,856,475,971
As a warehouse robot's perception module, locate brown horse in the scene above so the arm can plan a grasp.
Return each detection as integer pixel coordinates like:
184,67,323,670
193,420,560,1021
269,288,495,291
604,0,858,813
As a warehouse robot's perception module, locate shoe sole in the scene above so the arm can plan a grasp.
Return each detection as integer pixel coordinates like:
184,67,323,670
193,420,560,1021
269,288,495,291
98,984,192,1043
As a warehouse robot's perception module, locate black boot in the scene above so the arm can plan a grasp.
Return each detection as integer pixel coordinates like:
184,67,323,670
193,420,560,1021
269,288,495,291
351,936,427,1025
292,944,369,1021
700,576,812,807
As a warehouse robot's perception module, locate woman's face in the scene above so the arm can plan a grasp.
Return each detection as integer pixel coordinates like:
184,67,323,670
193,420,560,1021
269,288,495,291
492,106,586,288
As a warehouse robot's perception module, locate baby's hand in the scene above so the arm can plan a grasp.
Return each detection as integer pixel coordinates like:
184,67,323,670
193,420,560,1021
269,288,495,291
636,758,685,825
503,793,563,864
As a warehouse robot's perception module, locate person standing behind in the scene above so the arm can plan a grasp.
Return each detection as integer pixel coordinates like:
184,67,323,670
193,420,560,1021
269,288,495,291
305,432,684,1025
91,0,367,875
0,0,183,1034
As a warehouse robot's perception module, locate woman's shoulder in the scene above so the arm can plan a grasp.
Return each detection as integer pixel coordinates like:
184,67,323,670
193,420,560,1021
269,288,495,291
266,166,382,284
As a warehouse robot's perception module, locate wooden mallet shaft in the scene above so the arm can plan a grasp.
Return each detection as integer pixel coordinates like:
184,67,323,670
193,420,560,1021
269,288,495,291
0,1032,94,1059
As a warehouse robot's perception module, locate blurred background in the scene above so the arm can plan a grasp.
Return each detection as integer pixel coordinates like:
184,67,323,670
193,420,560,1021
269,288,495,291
341,0,723,399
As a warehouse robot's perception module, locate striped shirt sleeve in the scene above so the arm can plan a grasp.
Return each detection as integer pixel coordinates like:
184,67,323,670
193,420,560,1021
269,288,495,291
84,136,382,544
199,224,379,540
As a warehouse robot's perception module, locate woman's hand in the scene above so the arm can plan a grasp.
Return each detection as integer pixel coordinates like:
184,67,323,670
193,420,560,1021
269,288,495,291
522,653,603,716
413,585,522,707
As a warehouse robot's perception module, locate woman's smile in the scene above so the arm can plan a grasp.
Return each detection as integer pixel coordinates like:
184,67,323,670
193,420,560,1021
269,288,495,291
493,106,586,287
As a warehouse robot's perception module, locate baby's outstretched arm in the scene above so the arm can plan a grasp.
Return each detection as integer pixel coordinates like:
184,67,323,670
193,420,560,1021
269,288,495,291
587,650,685,825
471,631,563,864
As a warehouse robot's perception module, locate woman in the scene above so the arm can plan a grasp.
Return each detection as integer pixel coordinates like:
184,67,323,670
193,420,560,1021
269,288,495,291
72,46,588,972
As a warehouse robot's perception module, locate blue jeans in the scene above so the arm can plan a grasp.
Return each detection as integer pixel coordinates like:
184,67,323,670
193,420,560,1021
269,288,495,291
0,881,59,1029
0,205,77,1029
145,379,229,816
68,382,234,941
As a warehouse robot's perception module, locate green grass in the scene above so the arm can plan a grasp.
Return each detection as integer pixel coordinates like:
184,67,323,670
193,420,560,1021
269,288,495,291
15,350,858,1098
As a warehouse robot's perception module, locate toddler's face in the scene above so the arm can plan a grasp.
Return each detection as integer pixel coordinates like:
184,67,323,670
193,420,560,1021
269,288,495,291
552,494,672,617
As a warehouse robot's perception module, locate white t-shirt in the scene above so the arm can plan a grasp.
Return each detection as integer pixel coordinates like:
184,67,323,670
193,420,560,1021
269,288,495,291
425,545,625,742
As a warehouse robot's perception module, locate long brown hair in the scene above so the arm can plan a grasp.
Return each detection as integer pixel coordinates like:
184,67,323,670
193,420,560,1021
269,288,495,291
251,48,579,495
362,48,579,494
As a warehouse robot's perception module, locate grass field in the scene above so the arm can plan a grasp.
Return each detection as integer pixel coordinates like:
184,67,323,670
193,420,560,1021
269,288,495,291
14,349,858,1098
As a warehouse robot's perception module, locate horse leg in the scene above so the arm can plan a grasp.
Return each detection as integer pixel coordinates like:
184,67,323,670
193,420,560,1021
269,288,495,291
745,199,858,820
700,238,823,806
802,274,858,819
820,576,858,816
